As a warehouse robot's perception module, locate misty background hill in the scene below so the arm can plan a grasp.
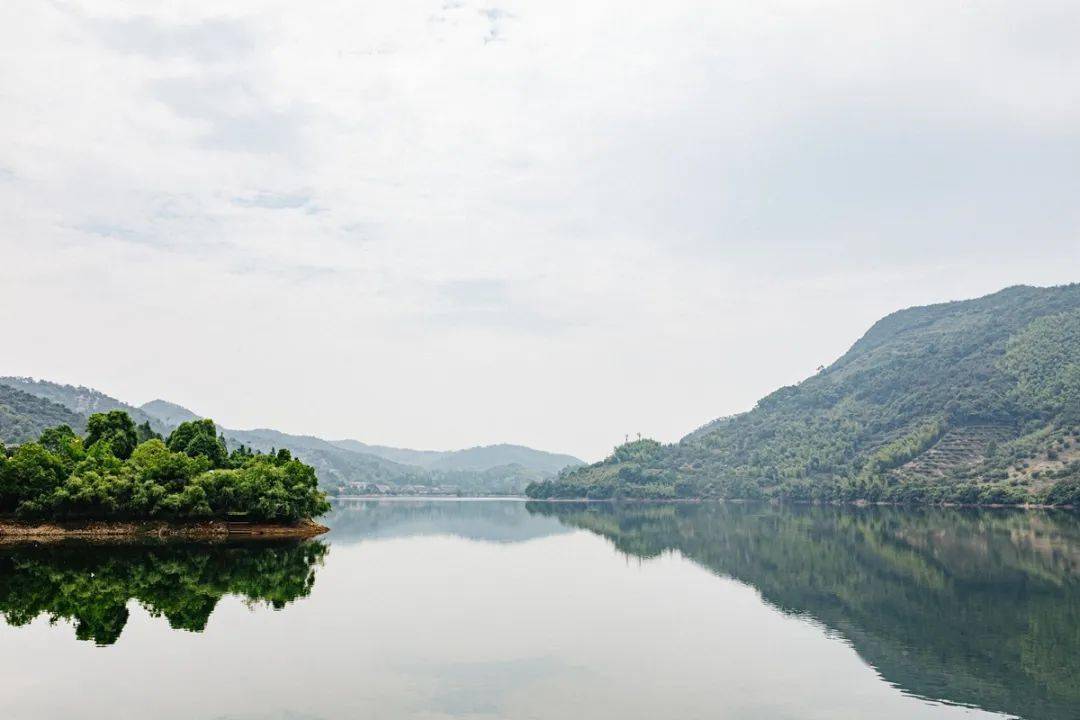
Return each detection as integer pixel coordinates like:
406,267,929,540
0,377,583,496
329,438,581,474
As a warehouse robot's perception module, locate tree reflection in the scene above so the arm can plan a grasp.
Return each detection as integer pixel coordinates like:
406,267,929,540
0,540,327,645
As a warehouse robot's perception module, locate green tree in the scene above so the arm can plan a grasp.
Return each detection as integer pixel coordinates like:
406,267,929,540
166,419,227,468
84,411,138,460
135,421,162,444
38,424,85,471
129,439,203,490
228,444,255,468
0,443,66,512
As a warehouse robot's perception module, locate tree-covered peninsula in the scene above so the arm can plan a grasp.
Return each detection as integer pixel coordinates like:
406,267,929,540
529,284,1080,506
0,411,330,523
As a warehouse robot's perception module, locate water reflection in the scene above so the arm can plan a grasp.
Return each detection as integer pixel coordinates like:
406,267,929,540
527,502,1080,720
323,498,569,545
0,502,1076,719
0,540,327,645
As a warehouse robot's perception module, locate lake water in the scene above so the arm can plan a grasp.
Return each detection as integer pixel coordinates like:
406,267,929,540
0,500,1077,720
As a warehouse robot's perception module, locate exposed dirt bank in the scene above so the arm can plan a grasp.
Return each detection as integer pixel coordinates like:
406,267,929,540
0,518,329,542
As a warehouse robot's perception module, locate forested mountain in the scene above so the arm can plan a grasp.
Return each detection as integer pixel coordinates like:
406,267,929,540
0,378,166,435
0,385,86,445
530,284,1080,505
1,379,581,496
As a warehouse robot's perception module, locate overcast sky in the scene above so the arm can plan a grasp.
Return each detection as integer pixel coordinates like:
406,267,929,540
2,1,1078,460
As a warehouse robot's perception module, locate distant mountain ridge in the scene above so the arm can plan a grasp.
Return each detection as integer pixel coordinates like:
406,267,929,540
530,283,1080,505
140,399,200,427
329,439,582,474
0,377,583,495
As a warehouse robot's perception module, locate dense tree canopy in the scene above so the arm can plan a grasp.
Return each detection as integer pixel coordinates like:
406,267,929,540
84,410,138,461
0,412,329,522
166,419,228,468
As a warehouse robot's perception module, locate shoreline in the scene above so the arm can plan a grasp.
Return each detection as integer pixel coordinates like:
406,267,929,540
0,518,330,542
519,497,1076,510
330,495,1076,511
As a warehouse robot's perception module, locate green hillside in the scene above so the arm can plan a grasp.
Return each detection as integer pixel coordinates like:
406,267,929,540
529,284,1080,505
0,385,86,445
0,377,166,435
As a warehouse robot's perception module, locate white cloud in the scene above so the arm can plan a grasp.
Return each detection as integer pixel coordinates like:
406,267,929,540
1,0,1078,459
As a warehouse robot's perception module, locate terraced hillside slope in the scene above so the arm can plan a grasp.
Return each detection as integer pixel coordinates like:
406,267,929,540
529,284,1080,505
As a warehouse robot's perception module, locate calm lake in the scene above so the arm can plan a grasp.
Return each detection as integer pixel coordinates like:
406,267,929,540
0,500,1077,719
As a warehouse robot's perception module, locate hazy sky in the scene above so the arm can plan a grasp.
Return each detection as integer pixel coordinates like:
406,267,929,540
2,1,1078,460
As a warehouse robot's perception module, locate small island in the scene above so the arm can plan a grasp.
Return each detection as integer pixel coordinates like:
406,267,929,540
0,411,330,539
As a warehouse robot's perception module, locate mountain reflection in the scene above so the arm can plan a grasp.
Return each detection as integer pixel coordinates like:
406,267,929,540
527,501,1080,720
324,499,570,545
0,540,327,645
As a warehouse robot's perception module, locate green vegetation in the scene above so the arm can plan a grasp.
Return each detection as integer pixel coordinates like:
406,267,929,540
0,540,327,644
529,284,1080,505
0,413,330,522
527,502,1080,720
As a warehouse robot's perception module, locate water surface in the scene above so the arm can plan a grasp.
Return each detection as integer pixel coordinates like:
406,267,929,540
0,500,1076,719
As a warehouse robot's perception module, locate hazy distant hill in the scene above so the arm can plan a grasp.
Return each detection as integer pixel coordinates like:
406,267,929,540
214,426,423,488
531,284,1080,505
2,378,582,496
331,439,582,474
329,439,445,467
208,428,580,495
0,384,86,445
140,399,200,427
